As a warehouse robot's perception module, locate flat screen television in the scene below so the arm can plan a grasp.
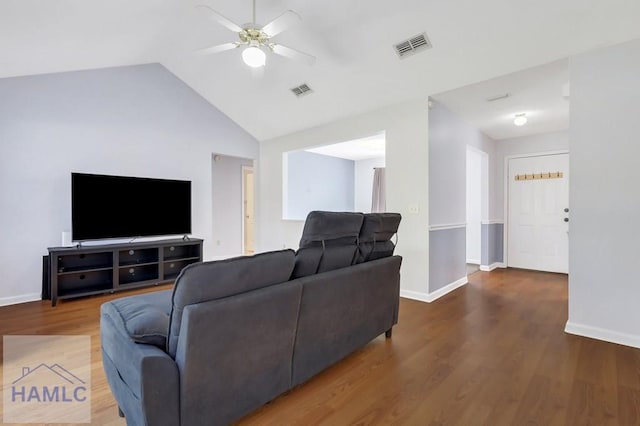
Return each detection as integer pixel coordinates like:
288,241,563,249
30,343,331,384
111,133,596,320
72,172,192,241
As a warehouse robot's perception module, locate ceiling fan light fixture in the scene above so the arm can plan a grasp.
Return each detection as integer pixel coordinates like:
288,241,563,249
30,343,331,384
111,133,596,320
513,113,528,126
242,46,266,68
195,3,315,67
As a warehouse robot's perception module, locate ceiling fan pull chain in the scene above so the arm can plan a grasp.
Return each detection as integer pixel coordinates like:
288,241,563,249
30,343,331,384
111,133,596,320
253,0,256,25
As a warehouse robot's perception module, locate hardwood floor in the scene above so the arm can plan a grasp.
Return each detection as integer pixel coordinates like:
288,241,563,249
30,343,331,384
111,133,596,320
1,269,639,425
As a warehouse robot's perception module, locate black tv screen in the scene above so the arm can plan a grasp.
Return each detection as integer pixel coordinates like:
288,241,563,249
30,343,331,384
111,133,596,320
72,173,191,241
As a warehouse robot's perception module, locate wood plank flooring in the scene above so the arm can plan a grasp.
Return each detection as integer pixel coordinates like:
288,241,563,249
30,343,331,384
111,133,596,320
1,268,639,425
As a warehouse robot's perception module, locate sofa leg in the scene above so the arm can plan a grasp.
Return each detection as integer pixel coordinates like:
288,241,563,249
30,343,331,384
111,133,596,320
118,406,125,418
385,328,393,338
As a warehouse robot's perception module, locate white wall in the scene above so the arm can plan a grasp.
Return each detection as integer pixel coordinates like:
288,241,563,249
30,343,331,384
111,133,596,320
493,130,569,221
211,154,254,257
259,99,430,299
284,151,355,220
428,101,497,225
354,157,386,213
0,64,258,305
566,39,640,348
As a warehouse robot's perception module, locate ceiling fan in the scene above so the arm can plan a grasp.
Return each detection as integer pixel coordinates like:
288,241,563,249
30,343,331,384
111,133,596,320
195,0,316,68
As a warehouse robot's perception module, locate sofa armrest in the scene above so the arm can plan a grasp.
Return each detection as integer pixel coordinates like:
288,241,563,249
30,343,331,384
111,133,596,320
101,311,179,426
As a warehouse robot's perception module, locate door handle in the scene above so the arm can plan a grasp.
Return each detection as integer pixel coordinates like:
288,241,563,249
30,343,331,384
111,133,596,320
564,208,569,213
563,218,569,222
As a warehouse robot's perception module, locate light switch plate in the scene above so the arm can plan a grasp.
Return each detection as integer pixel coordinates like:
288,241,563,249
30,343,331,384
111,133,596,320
408,204,420,214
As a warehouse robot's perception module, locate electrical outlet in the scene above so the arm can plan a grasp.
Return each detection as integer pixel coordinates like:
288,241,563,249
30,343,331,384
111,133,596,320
408,204,420,214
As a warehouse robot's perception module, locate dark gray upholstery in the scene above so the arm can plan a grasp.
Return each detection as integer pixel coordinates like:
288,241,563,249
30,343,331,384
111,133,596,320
175,282,302,426
167,249,295,356
292,211,364,278
101,290,171,349
101,292,179,426
291,256,401,386
356,213,402,263
100,211,402,426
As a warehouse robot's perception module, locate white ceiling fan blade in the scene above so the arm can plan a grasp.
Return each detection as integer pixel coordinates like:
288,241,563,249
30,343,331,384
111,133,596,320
195,5,243,33
195,42,241,55
261,10,301,37
271,44,316,66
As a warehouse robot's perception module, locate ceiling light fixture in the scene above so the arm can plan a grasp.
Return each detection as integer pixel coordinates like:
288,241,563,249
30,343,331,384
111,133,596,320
242,44,266,67
513,113,528,126
195,1,315,68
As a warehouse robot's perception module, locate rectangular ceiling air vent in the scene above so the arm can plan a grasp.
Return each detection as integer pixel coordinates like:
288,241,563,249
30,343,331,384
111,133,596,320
394,32,432,58
487,93,511,102
291,83,313,97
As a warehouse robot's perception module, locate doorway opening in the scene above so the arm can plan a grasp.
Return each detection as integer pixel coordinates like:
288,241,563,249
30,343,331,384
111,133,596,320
466,146,488,275
242,166,255,255
211,154,255,258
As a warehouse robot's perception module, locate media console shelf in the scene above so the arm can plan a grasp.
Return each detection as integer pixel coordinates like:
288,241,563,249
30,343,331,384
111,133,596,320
47,238,203,307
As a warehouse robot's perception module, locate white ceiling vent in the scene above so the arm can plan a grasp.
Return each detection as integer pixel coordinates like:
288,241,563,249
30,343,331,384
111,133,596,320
291,83,313,97
487,93,510,102
394,33,432,58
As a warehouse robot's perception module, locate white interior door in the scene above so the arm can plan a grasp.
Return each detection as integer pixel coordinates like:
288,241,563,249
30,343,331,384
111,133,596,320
508,153,569,273
243,167,255,255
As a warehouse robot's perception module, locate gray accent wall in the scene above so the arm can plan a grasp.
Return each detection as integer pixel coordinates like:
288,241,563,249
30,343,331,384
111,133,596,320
285,151,355,220
481,223,504,266
0,63,259,304
429,227,466,293
568,39,640,342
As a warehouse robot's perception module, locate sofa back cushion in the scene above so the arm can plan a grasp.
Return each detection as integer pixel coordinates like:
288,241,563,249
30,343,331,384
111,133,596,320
167,249,295,357
355,213,401,263
175,281,302,425
291,211,364,279
291,255,402,386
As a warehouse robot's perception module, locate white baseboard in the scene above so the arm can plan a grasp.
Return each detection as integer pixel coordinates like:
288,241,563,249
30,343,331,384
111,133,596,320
565,321,640,349
400,289,430,303
479,262,506,272
0,292,41,307
424,276,468,303
466,259,480,265
400,276,469,303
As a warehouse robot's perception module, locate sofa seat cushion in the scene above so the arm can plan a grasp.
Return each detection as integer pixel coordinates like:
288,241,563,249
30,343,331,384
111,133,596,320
101,290,172,350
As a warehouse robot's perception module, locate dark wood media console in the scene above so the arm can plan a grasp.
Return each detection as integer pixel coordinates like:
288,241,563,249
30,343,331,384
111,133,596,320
46,238,203,306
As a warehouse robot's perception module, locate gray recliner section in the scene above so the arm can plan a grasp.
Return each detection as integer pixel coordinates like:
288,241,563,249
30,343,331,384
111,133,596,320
291,211,363,279
356,213,402,263
101,211,402,426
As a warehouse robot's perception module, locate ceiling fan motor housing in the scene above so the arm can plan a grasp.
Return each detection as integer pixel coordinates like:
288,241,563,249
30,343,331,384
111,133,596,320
239,28,269,46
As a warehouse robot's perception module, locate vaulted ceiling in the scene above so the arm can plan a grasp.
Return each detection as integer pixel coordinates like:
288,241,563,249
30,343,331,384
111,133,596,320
2,0,640,141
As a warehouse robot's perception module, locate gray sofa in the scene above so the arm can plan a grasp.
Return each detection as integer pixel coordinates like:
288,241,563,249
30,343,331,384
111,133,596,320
100,211,402,426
